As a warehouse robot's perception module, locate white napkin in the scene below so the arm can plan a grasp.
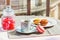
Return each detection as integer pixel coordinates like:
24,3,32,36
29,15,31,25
11,36,60,40
0,32,9,40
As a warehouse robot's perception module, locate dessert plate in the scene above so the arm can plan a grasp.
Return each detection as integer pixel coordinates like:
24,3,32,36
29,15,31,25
31,17,57,28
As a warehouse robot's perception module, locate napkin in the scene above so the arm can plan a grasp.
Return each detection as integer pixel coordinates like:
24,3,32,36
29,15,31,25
12,36,60,40
45,36,60,40
0,32,9,40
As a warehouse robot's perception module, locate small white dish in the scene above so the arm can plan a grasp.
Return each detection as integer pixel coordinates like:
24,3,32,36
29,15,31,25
16,26,36,33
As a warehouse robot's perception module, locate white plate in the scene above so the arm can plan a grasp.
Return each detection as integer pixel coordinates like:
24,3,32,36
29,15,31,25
45,18,57,27
31,17,57,27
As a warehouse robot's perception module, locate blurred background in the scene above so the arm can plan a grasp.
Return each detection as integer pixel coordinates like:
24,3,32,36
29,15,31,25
0,0,60,19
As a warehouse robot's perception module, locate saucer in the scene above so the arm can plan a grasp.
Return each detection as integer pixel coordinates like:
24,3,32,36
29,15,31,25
16,26,36,34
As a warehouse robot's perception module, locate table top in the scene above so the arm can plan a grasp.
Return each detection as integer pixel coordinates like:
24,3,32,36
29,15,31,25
8,16,60,39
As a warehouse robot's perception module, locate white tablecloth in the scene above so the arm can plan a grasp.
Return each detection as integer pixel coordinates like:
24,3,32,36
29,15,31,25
10,35,60,40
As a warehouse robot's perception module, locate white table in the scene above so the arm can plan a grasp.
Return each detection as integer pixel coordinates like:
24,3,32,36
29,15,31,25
0,16,60,40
